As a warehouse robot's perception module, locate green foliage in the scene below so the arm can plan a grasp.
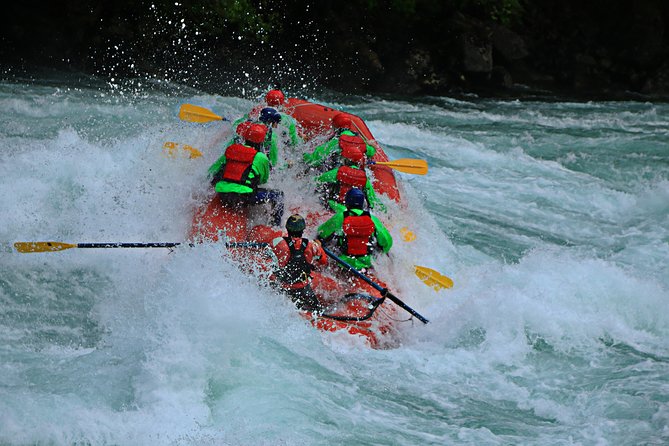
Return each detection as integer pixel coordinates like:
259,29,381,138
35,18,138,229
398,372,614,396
150,0,283,42
454,0,525,25
355,0,416,15
391,0,417,15
489,0,524,25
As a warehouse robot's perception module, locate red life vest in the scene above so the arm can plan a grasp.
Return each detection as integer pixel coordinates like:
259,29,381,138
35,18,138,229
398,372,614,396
338,134,367,161
274,237,312,287
342,211,375,256
336,167,368,203
222,143,258,187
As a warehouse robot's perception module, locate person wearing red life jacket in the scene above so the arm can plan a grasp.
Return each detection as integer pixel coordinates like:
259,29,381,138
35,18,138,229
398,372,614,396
314,141,382,210
270,214,328,311
208,122,284,226
227,108,281,167
303,112,376,171
317,188,393,271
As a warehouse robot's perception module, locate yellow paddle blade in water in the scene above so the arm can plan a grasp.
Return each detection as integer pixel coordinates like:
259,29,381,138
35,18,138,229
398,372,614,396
375,159,428,175
414,265,454,291
400,227,416,242
178,104,223,123
14,242,78,253
163,142,203,159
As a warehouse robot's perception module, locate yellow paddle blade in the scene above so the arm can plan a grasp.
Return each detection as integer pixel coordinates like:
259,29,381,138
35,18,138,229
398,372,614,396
163,141,178,157
182,144,203,159
163,142,203,159
14,242,78,253
400,227,416,242
414,265,454,291
178,104,223,123
375,158,428,175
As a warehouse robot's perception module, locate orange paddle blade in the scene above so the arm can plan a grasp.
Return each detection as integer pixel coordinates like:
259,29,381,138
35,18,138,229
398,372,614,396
374,158,428,175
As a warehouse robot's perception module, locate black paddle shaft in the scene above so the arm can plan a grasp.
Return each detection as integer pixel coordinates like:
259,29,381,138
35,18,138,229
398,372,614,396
322,247,429,324
76,242,182,249
75,242,269,249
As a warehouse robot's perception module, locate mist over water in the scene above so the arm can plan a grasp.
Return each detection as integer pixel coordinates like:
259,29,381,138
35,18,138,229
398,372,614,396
1,78,668,445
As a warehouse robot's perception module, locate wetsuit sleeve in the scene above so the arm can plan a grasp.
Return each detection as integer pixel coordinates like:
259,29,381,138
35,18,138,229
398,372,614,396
303,139,338,167
315,168,338,184
371,215,393,253
252,152,271,185
269,132,279,166
365,143,377,158
317,211,344,241
364,179,383,210
208,153,227,177
280,114,301,146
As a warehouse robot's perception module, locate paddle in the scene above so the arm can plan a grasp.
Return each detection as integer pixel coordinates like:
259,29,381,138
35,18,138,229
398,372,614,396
163,142,203,159
347,119,428,175
161,140,428,177
13,241,268,253
414,265,454,290
321,246,429,324
178,104,228,123
369,158,428,175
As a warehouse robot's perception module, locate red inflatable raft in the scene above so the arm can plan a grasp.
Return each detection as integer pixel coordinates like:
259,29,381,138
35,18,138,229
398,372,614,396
190,98,409,349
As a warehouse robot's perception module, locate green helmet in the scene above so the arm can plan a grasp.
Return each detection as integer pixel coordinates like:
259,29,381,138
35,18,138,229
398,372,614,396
286,214,306,234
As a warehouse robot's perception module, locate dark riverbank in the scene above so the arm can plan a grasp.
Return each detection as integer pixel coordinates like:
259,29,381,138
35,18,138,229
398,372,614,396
3,0,669,101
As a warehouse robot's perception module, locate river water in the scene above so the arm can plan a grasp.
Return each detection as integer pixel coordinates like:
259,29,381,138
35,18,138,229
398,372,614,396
1,77,668,445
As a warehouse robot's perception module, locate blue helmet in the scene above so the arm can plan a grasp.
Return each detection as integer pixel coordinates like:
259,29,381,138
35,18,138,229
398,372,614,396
259,107,281,124
345,188,365,209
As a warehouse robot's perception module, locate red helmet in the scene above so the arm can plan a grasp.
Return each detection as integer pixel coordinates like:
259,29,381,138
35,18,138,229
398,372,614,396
265,90,285,107
237,122,268,144
236,121,252,138
332,113,354,130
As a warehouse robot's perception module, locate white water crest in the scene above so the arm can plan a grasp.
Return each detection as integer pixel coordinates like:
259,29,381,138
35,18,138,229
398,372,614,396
1,79,668,445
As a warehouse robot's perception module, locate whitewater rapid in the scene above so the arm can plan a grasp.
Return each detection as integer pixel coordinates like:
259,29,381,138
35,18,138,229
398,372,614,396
1,79,668,445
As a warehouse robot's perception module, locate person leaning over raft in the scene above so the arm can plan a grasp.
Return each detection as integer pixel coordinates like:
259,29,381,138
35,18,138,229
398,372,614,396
257,107,282,167
303,112,376,172
270,214,328,311
208,122,284,226
228,108,280,167
265,89,302,148
314,141,382,211
317,188,392,271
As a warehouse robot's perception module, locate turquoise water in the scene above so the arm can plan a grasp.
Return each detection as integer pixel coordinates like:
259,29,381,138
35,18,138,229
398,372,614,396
1,77,668,445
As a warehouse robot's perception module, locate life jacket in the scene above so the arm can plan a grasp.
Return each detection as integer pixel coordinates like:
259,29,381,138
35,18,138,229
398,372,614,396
338,134,367,160
335,167,368,203
222,143,258,187
341,210,375,256
274,237,312,286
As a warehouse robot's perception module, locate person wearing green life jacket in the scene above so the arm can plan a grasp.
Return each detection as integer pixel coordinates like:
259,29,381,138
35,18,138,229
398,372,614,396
208,122,284,226
317,188,392,271
314,140,382,211
265,89,302,148
303,113,376,171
